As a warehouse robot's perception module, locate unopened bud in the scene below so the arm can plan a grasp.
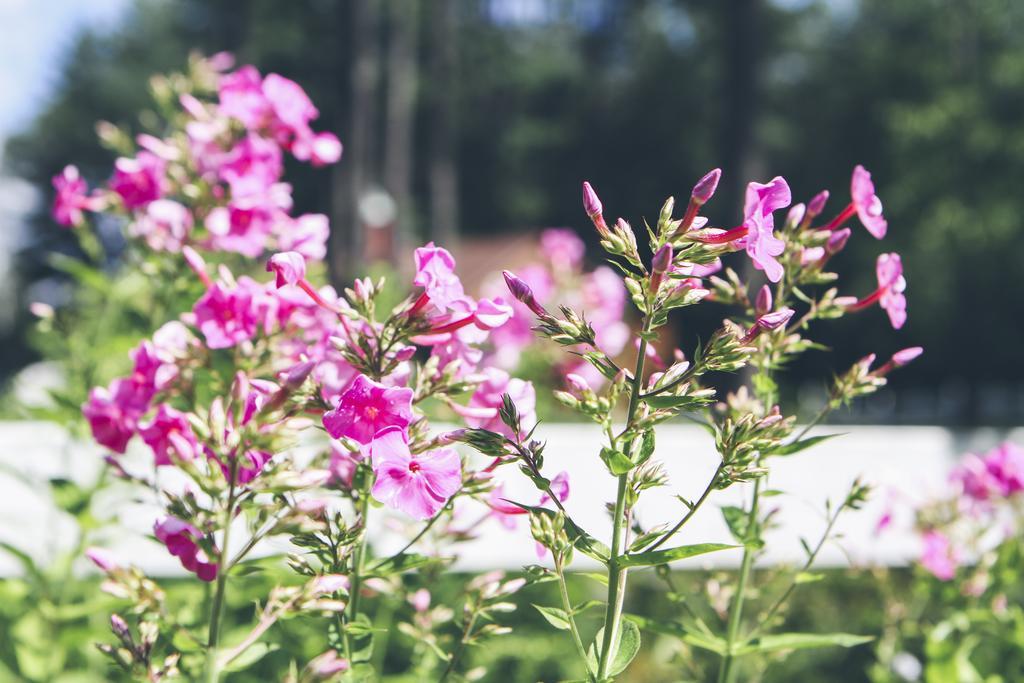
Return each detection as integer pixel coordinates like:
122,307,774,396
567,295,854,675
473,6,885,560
650,243,673,292
757,307,795,331
755,285,773,316
110,614,131,641
582,181,603,218
691,168,722,206
503,270,548,317
807,190,829,219
785,203,806,230
826,227,852,255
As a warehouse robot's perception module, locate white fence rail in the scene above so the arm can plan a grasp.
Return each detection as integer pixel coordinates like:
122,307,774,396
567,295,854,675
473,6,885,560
0,421,1019,576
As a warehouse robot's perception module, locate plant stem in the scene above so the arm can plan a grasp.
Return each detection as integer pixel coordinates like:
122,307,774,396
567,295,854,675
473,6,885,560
343,489,372,658
597,334,649,679
438,610,479,682
205,457,239,683
645,462,724,553
369,504,446,572
747,499,847,641
555,554,594,680
716,476,761,683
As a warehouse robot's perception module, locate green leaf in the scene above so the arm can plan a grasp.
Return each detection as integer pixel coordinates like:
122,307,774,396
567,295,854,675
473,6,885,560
625,613,686,639
222,642,278,672
585,619,642,677
532,604,571,631
766,433,845,456
720,506,751,543
794,571,824,585
367,552,437,577
49,478,90,517
600,447,635,476
609,619,641,676
735,632,873,655
638,430,656,466
617,542,737,568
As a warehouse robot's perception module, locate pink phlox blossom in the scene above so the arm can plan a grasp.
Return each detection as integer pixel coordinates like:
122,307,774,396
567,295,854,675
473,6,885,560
192,279,260,349
322,374,415,444
139,403,200,466
919,530,959,581
276,213,330,260
851,165,888,239
51,165,103,227
541,228,586,272
154,516,218,582
738,176,791,283
129,199,193,252
876,253,907,329
366,426,462,520
219,133,283,197
454,368,536,440
110,151,166,209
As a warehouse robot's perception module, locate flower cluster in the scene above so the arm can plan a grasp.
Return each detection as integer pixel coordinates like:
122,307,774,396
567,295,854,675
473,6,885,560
66,56,919,683
52,54,340,260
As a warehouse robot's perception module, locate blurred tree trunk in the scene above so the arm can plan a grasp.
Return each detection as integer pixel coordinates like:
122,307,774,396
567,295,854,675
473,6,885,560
717,0,762,214
384,0,419,269
427,0,459,246
330,0,382,285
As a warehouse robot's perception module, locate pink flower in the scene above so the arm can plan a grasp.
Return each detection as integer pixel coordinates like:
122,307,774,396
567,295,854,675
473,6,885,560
205,195,282,258
51,165,101,227
541,228,585,271
538,471,570,507
263,73,319,138
413,242,465,311
851,165,887,239
85,547,119,572
919,530,958,581
307,650,350,677
293,131,343,166
329,441,360,489
218,65,272,129
456,368,536,440
953,453,1003,502
82,381,143,453
129,199,192,252
192,281,259,349
209,448,273,485
267,251,307,288
153,516,218,582
984,442,1024,497
691,168,722,205
110,152,166,209
139,404,200,466
740,177,791,283
277,213,330,260
219,134,283,197
366,426,461,519
322,374,415,444
876,253,907,329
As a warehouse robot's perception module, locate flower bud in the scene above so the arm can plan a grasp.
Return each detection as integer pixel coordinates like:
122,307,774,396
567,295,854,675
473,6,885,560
582,181,603,218
650,243,673,292
86,547,119,573
785,203,806,230
757,307,795,331
891,346,923,367
266,251,306,289
658,195,675,225
503,270,548,317
691,168,722,206
826,227,852,255
410,588,431,612
110,614,131,641
307,650,350,677
182,245,212,287
807,190,829,219
755,285,773,316
565,373,592,398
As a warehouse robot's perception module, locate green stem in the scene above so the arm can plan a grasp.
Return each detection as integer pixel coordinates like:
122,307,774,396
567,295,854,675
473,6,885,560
645,462,723,553
205,457,239,683
439,610,479,682
555,554,594,680
343,489,372,658
747,499,846,641
369,504,446,572
597,333,649,679
716,476,761,683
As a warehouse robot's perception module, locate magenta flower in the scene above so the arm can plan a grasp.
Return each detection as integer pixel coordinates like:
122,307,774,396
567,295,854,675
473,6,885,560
455,368,536,439
876,253,907,329
139,404,200,466
850,165,887,238
581,181,610,237
413,242,465,311
953,453,1003,502
154,516,218,582
192,281,259,349
845,253,907,329
110,152,166,209
218,65,271,130
823,165,887,238
740,177,791,283
292,130,343,166
82,382,139,454
366,426,461,519
263,73,319,137
983,442,1024,497
692,168,722,205
219,133,284,197
323,374,415,444
52,165,101,227
267,251,307,288
277,213,330,260
208,448,273,485
205,199,278,258
540,228,585,271
919,530,959,581
130,199,193,252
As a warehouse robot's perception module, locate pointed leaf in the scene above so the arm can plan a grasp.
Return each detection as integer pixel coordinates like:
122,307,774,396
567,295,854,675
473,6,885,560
766,433,844,456
532,604,571,631
735,632,873,655
617,542,737,568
